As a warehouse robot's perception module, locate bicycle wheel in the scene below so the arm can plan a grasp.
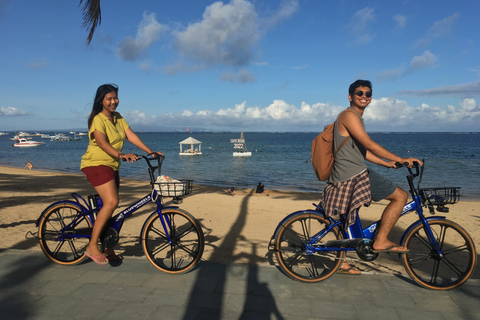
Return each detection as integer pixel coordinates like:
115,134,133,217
141,208,204,274
401,219,476,290
274,212,345,282
38,203,92,265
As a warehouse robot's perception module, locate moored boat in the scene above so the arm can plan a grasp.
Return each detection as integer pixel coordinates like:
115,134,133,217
231,132,252,157
13,138,44,147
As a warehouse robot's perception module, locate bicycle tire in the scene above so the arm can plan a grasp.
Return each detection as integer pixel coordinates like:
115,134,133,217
274,212,345,282
141,208,204,274
38,203,92,265
401,219,476,290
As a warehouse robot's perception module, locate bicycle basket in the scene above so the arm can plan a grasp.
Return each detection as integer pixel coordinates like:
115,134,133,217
154,176,193,197
419,187,460,206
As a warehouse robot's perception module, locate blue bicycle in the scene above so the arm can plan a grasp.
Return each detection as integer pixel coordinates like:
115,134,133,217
270,162,476,290
36,154,204,274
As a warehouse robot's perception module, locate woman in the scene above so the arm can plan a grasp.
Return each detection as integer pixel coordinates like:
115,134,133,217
80,84,162,265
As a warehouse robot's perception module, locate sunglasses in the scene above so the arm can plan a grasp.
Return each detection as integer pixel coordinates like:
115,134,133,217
354,90,372,98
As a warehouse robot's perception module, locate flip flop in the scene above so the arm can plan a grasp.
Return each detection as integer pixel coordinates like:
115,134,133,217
372,246,409,253
337,267,361,275
84,251,108,265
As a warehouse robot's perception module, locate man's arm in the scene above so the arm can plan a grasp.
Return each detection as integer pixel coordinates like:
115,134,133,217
338,111,421,167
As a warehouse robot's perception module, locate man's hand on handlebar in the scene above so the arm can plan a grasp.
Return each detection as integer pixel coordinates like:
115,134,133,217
399,157,423,168
148,152,164,159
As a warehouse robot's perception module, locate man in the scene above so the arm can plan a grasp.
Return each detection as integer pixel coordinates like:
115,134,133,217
327,79,422,274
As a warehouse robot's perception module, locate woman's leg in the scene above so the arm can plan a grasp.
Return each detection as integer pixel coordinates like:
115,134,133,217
86,179,119,262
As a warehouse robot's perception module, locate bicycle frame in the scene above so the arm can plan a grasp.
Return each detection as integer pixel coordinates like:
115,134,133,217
272,168,447,257
35,189,179,243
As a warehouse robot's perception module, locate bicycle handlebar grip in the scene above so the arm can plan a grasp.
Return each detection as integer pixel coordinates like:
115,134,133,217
395,162,409,169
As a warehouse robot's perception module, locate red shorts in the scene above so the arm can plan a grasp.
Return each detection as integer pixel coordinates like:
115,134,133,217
82,165,120,189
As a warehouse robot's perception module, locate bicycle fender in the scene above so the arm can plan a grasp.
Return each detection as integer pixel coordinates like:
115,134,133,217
35,200,87,227
271,209,325,239
399,216,446,245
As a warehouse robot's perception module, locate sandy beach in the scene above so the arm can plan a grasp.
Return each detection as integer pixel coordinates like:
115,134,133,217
1,165,478,279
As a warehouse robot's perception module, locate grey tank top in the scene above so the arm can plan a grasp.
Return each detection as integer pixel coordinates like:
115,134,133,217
329,107,367,183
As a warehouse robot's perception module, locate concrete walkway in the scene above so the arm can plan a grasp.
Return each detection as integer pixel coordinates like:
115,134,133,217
0,249,479,320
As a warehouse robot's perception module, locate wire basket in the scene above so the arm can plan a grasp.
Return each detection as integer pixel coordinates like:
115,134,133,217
419,187,460,206
154,179,193,197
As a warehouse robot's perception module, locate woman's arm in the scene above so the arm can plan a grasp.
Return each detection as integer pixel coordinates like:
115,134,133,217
125,127,163,157
93,130,124,159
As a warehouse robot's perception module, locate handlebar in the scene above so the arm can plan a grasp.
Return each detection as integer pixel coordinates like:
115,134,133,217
123,153,165,186
395,160,425,198
395,161,422,177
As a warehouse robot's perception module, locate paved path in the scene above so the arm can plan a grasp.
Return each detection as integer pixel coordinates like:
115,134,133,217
0,249,479,320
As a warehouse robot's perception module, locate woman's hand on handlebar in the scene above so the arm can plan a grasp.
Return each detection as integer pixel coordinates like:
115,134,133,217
119,153,138,163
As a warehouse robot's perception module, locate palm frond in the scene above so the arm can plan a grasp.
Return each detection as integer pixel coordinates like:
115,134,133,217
79,0,101,45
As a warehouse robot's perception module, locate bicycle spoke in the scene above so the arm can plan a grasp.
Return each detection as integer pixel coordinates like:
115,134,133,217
142,209,204,274
149,225,168,240
285,253,303,269
275,213,344,283
402,220,476,290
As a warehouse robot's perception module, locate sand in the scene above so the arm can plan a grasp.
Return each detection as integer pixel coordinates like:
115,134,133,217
1,165,478,278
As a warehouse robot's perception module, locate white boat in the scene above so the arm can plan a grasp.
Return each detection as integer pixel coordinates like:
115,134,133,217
13,138,44,147
50,133,71,141
231,132,252,157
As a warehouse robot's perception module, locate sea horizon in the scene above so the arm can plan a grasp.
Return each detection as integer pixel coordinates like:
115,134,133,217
1,132,479,200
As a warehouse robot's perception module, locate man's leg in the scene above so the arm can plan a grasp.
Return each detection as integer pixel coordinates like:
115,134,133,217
372,187,408,251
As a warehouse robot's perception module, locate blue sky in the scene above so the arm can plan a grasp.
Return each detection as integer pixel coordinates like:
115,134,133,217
0,0,479,132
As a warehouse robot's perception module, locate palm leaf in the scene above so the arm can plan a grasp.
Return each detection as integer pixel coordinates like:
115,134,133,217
79,0,101,45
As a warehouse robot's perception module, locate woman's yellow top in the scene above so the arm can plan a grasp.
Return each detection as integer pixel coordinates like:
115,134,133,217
80,112,130,171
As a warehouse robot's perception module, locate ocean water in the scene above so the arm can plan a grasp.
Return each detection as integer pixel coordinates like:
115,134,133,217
1,132,479,200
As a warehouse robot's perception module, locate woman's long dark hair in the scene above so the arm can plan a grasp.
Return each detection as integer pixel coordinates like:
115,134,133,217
87,84,119,129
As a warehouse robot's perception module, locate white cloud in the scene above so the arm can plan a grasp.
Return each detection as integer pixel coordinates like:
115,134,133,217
123,97,479,132
409,50,437,70
171,0,260,68
397,81,480,97
261,0,299,30
415,13,460,48
292,64,309,70
117,12,167,62
0,107,28,117
349,7,375,44
378,51,437,80
393,14,407,29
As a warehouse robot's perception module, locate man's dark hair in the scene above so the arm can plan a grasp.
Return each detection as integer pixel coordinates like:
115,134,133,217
348,80,372,95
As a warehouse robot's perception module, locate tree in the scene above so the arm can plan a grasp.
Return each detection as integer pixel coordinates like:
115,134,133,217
79,0,101,45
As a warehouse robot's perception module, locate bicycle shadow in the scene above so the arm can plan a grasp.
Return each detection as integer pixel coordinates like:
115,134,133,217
182,189,284,319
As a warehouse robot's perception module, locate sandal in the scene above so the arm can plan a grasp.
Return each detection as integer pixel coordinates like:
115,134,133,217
337,267,361,275
84,251,108,265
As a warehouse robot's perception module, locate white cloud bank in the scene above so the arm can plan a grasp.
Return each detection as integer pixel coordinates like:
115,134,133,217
123,97,480,132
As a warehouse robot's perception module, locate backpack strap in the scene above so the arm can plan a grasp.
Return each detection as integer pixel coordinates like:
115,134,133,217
333,135,350,157
333,108,357,156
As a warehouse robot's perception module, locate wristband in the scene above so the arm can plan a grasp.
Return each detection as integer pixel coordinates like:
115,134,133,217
117,152,124,159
